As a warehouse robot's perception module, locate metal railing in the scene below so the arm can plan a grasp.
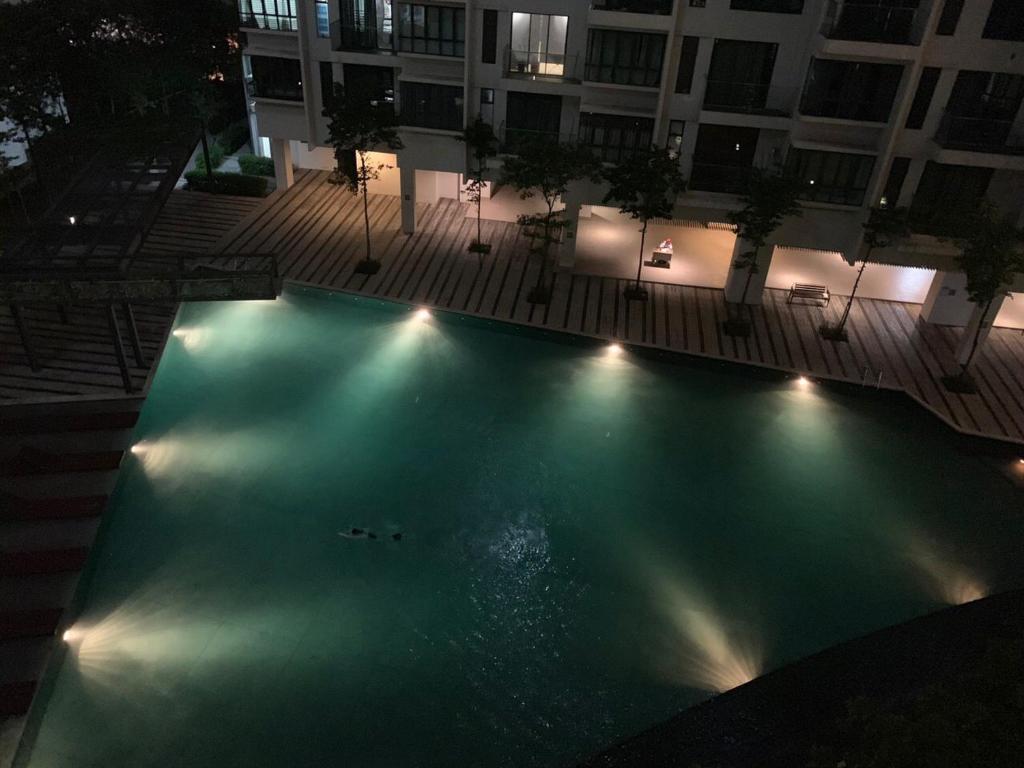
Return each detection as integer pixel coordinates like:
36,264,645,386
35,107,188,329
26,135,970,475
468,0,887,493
688,163,753,194
590,0,674,15
702,80,796,117
238,11,298,31
505,47,580,82
331,19,393,52
821,0,924,44
497,123,576,153
934,112,1024,155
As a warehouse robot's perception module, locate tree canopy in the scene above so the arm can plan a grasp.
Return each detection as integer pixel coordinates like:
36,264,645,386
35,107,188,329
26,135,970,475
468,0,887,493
953,202,1024,308
602,145,686,225
325,83,403,193
727,168,804,255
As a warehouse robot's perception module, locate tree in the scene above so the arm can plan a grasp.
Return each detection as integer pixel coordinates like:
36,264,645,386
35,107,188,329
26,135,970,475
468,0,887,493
821,205,910,342
942,202,1024,392
602,146,687,302
459,117,498,263
723,168,804,336
501,136,600,304
325,82,404,275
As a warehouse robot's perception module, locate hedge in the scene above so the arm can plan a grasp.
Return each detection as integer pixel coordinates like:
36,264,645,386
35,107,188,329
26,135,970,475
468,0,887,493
193,142,225,174
238,154,275,177
184,170,268,197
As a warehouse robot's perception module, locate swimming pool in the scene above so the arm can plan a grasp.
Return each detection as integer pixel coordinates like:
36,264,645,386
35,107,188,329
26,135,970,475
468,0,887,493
24,289,1024,767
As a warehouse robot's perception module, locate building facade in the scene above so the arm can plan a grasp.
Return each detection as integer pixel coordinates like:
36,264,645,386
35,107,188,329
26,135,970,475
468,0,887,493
237,0,1024,333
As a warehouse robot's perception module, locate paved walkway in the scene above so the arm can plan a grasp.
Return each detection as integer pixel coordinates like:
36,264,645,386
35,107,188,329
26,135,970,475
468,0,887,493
0,190,263,403
213,170,1024,445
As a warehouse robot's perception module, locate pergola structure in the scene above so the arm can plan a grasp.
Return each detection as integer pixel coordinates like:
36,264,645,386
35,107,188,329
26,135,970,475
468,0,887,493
1,131,281,393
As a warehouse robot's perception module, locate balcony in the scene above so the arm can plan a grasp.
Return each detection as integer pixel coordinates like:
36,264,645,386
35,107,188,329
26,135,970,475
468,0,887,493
934,113,1024,156
590,0,674,14
702,81,795,117
821,1,925,45
505,47,580,83
238,10,298,31
331,20,394,52
498,123,575,153
688,162,752,194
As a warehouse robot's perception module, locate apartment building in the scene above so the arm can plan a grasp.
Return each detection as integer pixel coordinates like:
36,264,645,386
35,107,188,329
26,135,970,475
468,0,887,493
237,0,1024,328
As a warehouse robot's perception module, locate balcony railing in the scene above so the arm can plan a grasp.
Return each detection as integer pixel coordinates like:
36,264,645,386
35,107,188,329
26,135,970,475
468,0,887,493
934,112,1024,155
505,47,580,82
239,11,298,31
702,81,796,117
688,162,752,194
821,1,924,45
590,0,674,15
331,19,394,52
498,123,576,153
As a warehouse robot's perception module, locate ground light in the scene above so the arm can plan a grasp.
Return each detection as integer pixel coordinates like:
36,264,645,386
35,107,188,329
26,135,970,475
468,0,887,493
415,308,431,321
606,343,623,355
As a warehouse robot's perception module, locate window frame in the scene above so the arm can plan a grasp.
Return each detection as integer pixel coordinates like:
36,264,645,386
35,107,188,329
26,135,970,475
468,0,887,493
585,29,667,88
578,112,655,164
399,81,464,130
396,3,466,57
785,148,876,207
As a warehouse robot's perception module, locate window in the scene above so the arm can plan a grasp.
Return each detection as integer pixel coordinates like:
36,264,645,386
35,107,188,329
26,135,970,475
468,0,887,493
938,71,1024,150
315,0,330,37
504,91,562,148
827,0,921,45
785,148,875,206
690,123,759,193
585,29,666,87
675,36,699,94
910,162,992,234
690,0,706,6
319,62,335,112
880,156,910,208
729,0,804,13
905,67,940,129
578,113,654,163
705,39,777,112
248,55,303,101
935,0,963,35
239,0,298,31
983,0,1024,42
344,64,395,105
397,4,465,56
509,13,568,77
591,0,673,14
399,81,463,129
482,9,497,64
800,59,903,122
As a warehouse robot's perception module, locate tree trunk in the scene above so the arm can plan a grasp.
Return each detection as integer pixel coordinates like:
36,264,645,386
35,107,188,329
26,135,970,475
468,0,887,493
837,248,872,333
535,201,554,291
200,126,213,181
962,297,994,373
361,153,372,262
635,219,647,290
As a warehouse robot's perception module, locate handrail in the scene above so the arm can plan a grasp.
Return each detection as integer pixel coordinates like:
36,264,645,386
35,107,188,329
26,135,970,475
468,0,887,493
238,11,298,32
505,46,579,81
702,80,796,116
821,0,922,44
590,0,673,15
934,111,1024,155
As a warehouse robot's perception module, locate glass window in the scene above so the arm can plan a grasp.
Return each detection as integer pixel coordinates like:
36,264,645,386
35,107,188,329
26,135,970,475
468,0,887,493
935,0,964,35
248,55,303,101
910,162,992,234
799,58,903,123
905,67,940,130
578,113,654,163
785,148,875,206
508,13,569,77
399,81,463,130
397,3,464,56
239,0,298,31
983,0,1023,41
705,39,777,111
729,0,803,13
585,29,666,87
675,37,699,94
315,0,330,37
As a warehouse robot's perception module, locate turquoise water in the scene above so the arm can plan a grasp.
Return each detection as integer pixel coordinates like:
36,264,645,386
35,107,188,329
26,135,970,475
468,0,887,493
26,289,1023,768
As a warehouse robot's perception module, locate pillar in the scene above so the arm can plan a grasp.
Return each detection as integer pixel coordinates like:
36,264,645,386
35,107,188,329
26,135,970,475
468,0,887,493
558,184,584,268
400,164,416,234
955,295,1005,367
724,238,773,305
271,138,294,190
921,271,974,326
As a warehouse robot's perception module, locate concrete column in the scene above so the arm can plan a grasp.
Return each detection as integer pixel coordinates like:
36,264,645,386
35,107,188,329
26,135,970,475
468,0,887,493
415,170,440,205
400,164,416,234
724,238,773,305
921,271,974,326
271,138,294,190
558,184,584,268
956,295,1006,367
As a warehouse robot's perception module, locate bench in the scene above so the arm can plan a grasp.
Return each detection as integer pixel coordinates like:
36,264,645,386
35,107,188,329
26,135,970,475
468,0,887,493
787,283,830,307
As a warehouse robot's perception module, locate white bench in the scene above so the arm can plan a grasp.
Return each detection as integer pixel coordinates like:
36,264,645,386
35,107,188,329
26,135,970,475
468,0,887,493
787,283,830,306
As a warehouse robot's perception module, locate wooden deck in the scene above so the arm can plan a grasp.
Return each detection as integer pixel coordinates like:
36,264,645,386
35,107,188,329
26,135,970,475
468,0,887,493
0,190,262,403
211,170,1024,445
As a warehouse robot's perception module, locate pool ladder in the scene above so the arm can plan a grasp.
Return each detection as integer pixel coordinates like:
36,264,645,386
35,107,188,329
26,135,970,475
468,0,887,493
861,366,883,389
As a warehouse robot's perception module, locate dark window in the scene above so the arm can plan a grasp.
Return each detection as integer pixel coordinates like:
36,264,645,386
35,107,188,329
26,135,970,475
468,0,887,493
319,62,335,112
881,156,910,207
675,37,699,94
983,0,1022,41
344,64,395,105
729,0,804,13
827,0,921,45
690,123,759,193
482,9,497,63
397,4,465,56
399,81,463,130
800,58,903,122
705,39,777,112
239,0,298,31
905,67,940,129
938,71,1024,151
690,0,706,6
785,148,875,206
935,0,964,35
910,162,992,234
249,55,303,101
585,29,666,87
578,113,654,163
505,91,562,147
592,0,673,14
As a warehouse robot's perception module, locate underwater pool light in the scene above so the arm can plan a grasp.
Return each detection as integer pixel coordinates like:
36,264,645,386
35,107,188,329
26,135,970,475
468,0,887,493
416,308,431,321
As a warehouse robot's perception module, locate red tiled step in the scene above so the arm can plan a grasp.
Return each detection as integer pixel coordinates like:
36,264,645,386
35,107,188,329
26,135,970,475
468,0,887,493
0,493,108,521
0,548,90,577
0,410,139,435
0,680,37,716
0,447,124,476
0,609,63,641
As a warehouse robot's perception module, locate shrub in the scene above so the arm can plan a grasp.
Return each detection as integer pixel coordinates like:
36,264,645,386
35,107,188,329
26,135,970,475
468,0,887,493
238,154,275,177
218,121,250,155
193,142,225,174
184,170,268,197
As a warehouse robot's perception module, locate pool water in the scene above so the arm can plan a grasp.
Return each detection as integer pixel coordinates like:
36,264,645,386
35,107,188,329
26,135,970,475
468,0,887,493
26,289,1023,767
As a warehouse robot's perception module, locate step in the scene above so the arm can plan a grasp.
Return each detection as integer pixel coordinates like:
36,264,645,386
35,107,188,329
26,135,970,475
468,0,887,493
0,609,62,641
0,448,124,477
0,548,90,577
0,410,139,435
0,493,108,521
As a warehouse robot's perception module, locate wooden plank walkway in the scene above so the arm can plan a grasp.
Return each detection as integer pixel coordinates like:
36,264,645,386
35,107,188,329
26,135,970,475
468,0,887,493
0,190,263,403
204,170,1023,445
